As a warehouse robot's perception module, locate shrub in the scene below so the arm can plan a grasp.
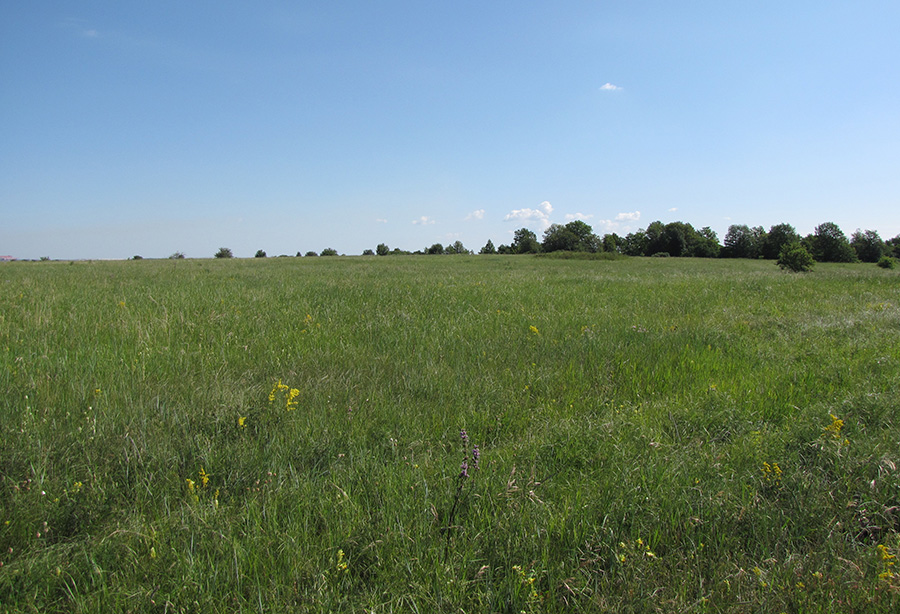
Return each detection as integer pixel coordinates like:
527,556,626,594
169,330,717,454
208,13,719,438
254,250,267,258
877,256,896,269
777,242,815,272
305,251,319,257
215,247,234,259
362,249,375,256
169,252,185,259
132,255,143,260
320,248,338,256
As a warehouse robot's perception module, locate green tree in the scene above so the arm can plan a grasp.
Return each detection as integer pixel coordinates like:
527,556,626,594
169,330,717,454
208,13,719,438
601,233,623,253
376,243,390,256
446,240,469,255
542,221,600,253
215,247,233,259
426,243,445,255
762,223,800,259
808,222,857,262
255,249,267,258
778,241,815,272
320,248,338,256
850,229,886,263
362,249,375,256
723,225,764,259
479,239,496,255
511,228,541,254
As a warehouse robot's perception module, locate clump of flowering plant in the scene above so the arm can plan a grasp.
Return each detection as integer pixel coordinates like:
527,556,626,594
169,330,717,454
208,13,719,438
443,429,481,558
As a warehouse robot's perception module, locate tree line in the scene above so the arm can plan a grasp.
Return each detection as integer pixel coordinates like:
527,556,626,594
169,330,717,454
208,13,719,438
190,220,898,267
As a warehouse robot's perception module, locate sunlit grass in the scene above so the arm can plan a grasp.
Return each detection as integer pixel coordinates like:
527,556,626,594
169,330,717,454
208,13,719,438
1,256,898,611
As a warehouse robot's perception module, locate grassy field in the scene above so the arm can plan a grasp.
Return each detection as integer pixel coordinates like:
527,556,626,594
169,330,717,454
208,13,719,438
1,255,899,612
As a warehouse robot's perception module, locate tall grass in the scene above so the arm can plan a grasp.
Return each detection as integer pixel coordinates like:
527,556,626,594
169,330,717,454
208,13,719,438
1,256,898,612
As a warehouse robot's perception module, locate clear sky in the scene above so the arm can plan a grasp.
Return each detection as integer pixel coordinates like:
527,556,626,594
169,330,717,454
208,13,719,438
2,1,898,259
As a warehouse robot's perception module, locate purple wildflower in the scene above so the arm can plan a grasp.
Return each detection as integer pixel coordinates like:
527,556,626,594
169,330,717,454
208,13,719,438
460,430,469,446
459,459,469,479
472,445,480,470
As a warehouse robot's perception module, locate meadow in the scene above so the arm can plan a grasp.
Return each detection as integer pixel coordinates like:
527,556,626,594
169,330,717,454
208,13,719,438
1,255,898,612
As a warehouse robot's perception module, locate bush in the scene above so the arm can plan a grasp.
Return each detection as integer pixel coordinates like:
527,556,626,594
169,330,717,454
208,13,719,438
305,251,318,257
320,248,338,256
254,250,267,258
169,252,185,260
877,256,896,269
777,242,815,272
215,247,233,259
132,255,143,260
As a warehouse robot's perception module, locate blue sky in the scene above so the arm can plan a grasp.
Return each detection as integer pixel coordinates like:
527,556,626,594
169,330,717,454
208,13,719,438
2,1,898,259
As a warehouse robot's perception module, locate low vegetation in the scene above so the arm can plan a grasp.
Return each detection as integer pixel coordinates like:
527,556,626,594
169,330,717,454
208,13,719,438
1,256,898,612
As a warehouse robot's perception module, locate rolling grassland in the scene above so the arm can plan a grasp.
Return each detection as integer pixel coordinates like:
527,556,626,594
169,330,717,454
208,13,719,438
1,256,899,612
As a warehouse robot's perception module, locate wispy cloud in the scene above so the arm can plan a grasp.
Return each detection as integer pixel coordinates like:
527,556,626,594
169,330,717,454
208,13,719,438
504,201,553,229
375,218,388,224
465,209,485,221
565,212,593,221
600,83,622,91
412,216,435,225
615,211,641,222
668,207,678,212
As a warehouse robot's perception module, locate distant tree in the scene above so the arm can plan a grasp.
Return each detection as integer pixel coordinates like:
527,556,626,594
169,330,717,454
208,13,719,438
808,222,857,262
601,233,623,253
296,251,303,257
320,248,338,256
496,244,514,255
376,243,390,256
132,255,143,260
762,223,800,260
255,249,267,258
169,252,186,259
446,240,469,255
778,242,815,272
889,235,900,258
392,247,411,255
426,243,445,255
480,239,497,254
362,249,375,256
622,230,648,256
691,227,721,258
305,251,319,257
723,225,765,259
542,221,599,253
850,229,886,263
215,247,233,259
511,228,541,254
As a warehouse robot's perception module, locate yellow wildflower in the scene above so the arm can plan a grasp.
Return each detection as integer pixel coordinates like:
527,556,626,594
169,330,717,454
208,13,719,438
238,416,247,428
199,467,209,487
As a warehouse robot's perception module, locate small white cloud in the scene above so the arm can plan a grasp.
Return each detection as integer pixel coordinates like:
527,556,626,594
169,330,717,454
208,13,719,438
504,201,554,230
615,211,641,222
667,207,678,213
600,83,622,91
465,209,485,221
565,213,594,221
412,216,435,225
375,218,388,224
82,29,99,38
